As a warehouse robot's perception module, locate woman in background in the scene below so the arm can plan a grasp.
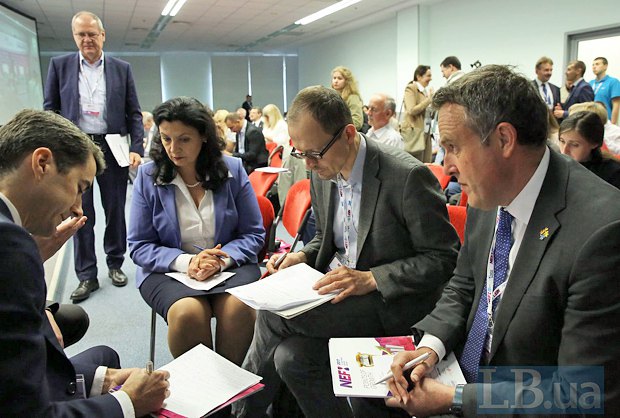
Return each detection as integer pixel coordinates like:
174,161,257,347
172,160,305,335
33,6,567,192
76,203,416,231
331,66,363,130
559,110,620,189
213,109,236,153
401,65,434,162
262,104,290,146
128,97,264,364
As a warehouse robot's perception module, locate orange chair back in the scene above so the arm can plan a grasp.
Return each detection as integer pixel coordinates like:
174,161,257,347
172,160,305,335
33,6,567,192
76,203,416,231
458,191,468,207
282,179,311,238
255,195,275,261
447,205,467,244
249,171,278,197
425,163,451,190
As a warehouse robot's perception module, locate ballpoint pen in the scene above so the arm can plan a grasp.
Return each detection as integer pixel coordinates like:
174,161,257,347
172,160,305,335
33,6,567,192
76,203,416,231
146,360,154,375
374,352,431,385
192,244,226,260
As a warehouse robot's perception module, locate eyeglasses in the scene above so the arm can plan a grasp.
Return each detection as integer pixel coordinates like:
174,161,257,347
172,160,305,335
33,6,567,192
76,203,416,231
290,125,346,160
74,32,101,39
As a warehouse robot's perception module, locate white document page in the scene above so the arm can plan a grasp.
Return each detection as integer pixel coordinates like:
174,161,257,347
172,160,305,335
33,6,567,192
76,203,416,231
226,263,337,311
104,134,130,167
165,272,235,291
255,166,289,173
158,344,262,418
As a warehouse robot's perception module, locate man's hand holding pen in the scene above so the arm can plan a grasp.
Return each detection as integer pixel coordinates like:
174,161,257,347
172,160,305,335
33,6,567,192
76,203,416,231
105,361,171,417
188,244,228,281
265,251,307,274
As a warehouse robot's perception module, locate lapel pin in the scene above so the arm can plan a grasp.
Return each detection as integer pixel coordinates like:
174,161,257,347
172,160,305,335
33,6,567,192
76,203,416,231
539,227,549,240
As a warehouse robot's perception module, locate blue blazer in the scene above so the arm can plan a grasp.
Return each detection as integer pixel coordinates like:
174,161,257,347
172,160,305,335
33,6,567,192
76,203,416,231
561,79,595,118
43,52,143,154
0,201,123,416
128,156,265,287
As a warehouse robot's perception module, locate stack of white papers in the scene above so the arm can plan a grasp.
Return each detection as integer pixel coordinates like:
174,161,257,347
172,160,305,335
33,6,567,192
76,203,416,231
226,263,338,318
156,344,262,418
165,272,235,291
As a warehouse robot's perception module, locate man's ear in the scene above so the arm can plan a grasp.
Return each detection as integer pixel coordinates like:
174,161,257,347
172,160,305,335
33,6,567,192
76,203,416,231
496,122,518,158
344,124,357,143
30,147,54,180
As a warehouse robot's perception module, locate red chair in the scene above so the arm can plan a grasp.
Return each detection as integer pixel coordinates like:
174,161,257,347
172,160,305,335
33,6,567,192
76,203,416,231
458,191,468,207
256,195,275,262
447,204,466,244
268,144,284,168
268,179,312,254
249,171,278,197
425,163,451,190
266,142,278,154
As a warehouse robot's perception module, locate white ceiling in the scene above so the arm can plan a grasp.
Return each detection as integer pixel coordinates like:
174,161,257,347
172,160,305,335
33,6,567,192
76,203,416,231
3,0,439,53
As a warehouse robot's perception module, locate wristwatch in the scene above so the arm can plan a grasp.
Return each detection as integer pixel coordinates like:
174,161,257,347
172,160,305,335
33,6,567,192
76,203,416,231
449,383,465,417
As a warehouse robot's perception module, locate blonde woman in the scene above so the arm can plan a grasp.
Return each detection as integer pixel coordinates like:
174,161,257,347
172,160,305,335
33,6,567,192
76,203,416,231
262,104,289,146
213,109,236,153
331,66,363,130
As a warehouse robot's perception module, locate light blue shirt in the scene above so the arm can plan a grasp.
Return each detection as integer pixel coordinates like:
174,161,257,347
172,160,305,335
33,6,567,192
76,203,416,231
332,134,367,268
590,75,620,120
77,52,107,134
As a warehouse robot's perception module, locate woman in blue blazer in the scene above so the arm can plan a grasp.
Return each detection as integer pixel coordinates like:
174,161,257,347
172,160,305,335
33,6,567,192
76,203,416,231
128,97,264,363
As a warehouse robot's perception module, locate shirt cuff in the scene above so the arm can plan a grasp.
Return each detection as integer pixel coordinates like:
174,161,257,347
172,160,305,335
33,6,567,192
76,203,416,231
220,257,234,272
112,390,136,418
418,333,447,361
171,253,194,273
91,366,107,397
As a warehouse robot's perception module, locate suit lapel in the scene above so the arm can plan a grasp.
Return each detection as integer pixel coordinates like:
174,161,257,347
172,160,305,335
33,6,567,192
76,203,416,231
157,183,182,244
213,182,227,243
356,140,380,258
489,152,567,359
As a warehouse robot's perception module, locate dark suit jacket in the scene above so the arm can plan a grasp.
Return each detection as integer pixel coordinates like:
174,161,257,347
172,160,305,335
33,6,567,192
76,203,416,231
233,121,268,173
43,52,143,154
532,79,560,107
0,200,123,416
415,150,620,416
302,137,460,333
561,79,595,118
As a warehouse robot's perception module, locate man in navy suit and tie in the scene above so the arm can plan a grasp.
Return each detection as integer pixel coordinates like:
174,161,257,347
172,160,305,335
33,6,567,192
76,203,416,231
0,109,169,416
553,60,594,120
384,65,620,417
44,11,143,302
532,56,561,113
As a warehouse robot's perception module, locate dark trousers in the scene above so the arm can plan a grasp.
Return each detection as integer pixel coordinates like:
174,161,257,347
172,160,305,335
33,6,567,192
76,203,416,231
73,142,128,281
70,345,120,395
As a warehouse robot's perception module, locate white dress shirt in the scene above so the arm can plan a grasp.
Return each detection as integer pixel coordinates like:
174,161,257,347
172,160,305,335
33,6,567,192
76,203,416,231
366,125,404,149
77,52,107,134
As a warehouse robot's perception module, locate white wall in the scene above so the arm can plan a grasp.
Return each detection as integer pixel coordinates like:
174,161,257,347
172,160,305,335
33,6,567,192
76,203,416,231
420,0,620,90
298,17,401,106
297,0,620,101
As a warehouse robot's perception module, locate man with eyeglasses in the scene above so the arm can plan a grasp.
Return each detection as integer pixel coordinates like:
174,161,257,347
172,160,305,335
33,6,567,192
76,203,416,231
44,11,143,302
236,85,459,418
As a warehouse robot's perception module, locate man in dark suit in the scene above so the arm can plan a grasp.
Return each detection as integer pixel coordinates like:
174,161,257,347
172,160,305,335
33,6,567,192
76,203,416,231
249,107,264,130
385,65,620,417
554,60,594,120
44,11,143,302
225,112,268,173
242,94,253,121
235,86,459,417
532,56,560,112
0,109,169,417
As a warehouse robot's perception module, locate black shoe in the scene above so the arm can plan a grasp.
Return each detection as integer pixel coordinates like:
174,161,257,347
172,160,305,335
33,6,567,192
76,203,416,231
108,268,128,287
70,279,99,303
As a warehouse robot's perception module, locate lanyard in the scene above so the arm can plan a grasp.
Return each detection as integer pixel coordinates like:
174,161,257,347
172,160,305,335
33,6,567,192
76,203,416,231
79,59,104,102
593,80,604,95
337,174,354,267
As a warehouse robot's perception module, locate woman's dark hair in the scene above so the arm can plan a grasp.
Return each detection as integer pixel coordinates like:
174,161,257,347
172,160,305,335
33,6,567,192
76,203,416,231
414,65,431,82
150,96,228,191
560,111,605,158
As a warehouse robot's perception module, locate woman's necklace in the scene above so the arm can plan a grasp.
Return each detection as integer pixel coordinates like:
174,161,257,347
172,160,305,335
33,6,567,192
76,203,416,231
185,180,201,188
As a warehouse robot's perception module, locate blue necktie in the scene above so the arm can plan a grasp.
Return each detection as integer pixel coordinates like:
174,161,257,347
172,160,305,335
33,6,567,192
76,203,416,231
459,208,513,383
542,83,551,105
